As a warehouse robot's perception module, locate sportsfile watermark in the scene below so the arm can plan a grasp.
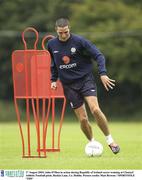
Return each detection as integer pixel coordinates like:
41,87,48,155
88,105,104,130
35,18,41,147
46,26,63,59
0,170,142,179
0,170,24,178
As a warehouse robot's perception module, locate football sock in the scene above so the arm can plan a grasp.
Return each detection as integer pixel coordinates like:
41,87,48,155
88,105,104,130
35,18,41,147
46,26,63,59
106,134,114,145
90,138,95,142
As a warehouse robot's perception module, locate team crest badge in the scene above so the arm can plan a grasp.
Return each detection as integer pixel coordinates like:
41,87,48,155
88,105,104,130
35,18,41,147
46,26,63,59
71,47,76,53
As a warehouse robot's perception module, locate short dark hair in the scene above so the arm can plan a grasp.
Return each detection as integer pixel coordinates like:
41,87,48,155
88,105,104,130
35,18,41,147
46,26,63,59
55,18,70,28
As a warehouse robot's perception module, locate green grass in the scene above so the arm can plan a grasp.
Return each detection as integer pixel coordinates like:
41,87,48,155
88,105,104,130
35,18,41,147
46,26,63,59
0,120,142,169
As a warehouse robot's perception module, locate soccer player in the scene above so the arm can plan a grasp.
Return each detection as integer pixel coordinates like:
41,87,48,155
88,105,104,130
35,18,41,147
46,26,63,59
47,18,120,154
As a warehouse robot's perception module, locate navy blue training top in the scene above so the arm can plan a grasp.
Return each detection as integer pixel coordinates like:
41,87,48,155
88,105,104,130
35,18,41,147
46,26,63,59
47,34,107,84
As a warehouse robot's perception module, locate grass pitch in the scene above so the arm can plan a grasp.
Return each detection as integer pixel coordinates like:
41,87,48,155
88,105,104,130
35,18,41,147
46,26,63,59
0,119,142,170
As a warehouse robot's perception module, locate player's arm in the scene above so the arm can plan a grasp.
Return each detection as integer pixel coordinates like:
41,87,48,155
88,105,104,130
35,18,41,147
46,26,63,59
50,59,58,90
81,38,115,91
47,43,58,90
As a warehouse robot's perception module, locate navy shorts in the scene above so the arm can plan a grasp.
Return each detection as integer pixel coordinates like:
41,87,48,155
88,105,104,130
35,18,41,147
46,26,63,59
62,73,97,109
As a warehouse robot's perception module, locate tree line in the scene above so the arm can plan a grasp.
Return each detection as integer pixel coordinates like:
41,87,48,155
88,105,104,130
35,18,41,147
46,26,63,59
0,0,142,116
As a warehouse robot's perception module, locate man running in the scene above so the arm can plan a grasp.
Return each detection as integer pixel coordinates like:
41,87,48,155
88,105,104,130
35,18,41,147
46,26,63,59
47,18,120,154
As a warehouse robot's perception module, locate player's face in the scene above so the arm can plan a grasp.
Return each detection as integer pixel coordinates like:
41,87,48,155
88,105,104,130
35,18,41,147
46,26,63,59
56,26,70,41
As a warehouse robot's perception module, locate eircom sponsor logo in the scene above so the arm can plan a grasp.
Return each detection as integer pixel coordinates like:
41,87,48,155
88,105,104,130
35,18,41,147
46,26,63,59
59,63,77,69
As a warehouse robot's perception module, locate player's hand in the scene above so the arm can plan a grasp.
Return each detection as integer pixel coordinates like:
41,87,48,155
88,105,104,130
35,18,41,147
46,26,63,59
51,82,57,90
100,75,115,91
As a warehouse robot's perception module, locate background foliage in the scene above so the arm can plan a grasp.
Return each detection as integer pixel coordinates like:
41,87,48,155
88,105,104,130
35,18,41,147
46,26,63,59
0,0,142,117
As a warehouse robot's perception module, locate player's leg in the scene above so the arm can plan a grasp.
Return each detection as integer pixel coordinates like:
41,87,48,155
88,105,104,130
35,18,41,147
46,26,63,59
74,104,93,141
85,96,120,154
85,96,109,136
62,83,94,141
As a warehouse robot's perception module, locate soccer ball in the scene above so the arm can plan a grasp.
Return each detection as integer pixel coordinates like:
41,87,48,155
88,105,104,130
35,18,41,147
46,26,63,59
85,140,103,157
